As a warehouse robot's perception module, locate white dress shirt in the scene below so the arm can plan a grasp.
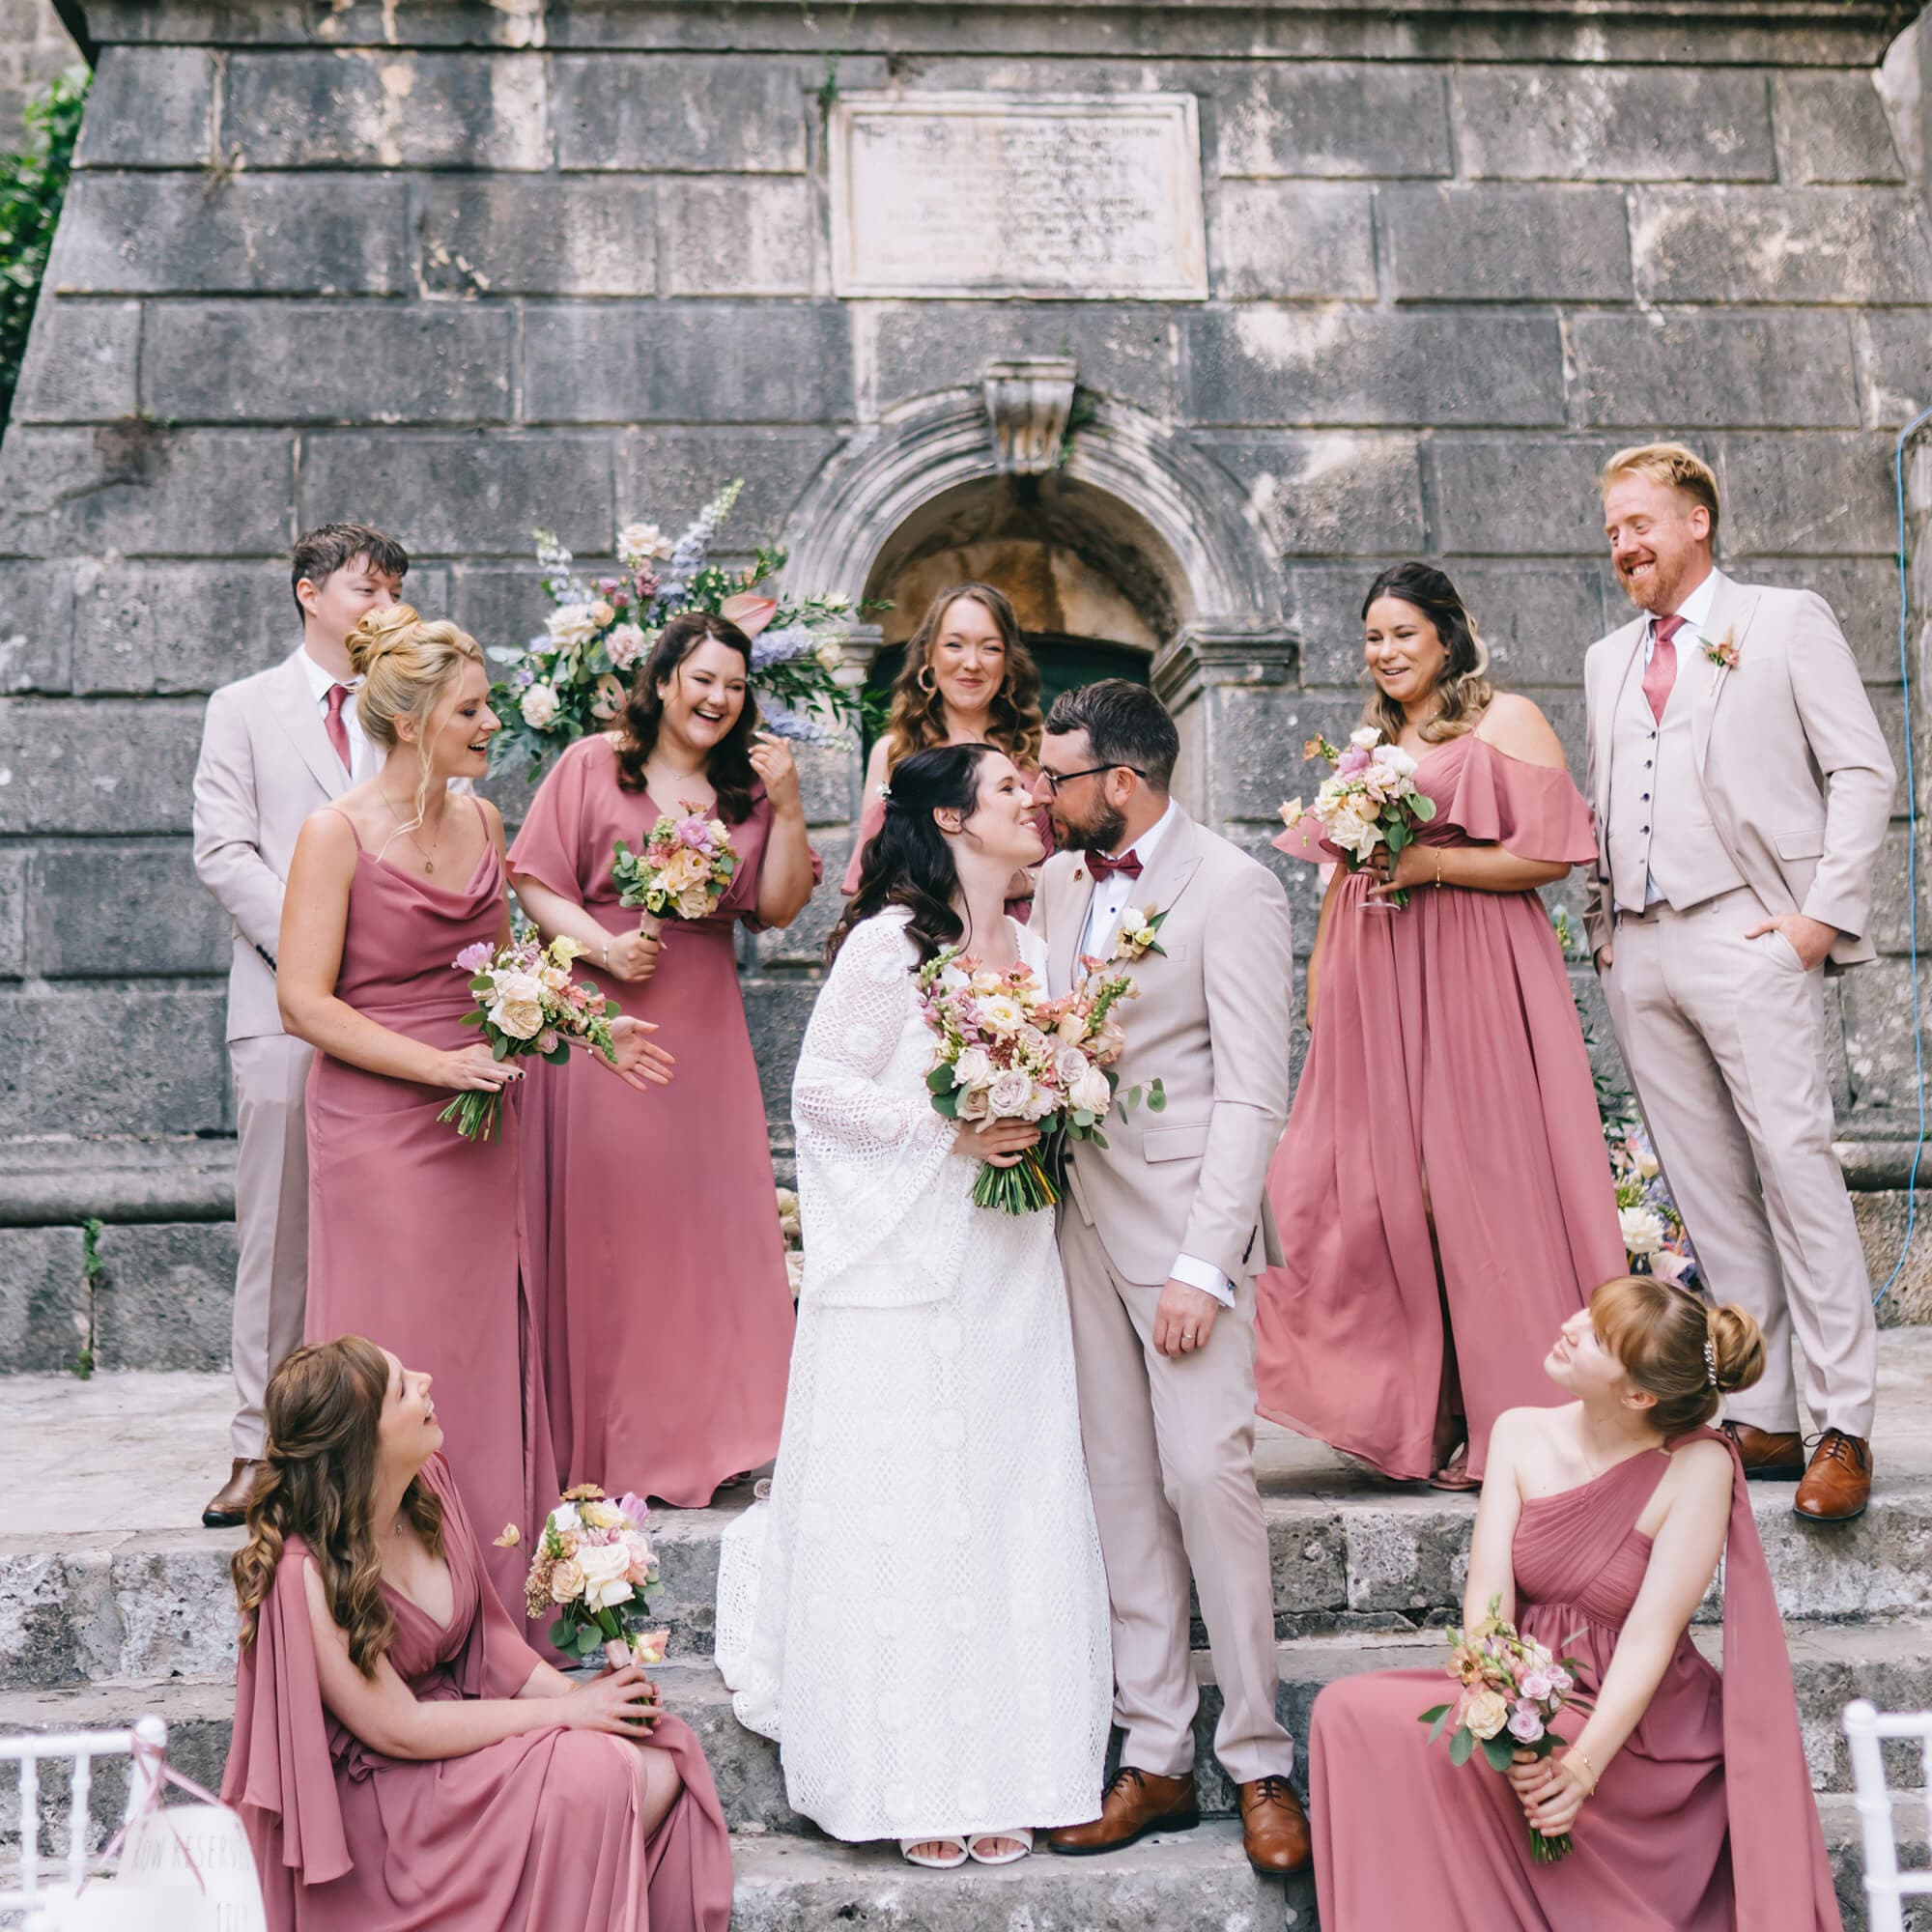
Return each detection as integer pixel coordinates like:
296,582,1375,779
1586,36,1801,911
299,647,373,784
1076,799,1235,1311
1637,569,1719,906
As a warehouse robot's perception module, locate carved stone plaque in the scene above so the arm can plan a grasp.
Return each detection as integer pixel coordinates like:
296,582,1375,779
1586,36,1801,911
831,94,1208,300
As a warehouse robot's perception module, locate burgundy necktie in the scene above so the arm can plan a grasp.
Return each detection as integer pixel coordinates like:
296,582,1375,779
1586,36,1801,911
1642,614,1685,723
1085,848,1143,883
323,682,353,774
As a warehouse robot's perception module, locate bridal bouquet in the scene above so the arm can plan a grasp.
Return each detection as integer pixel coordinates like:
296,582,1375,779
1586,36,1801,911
489,480,878,776
518,1485,669,1670
916,950,1164,1214
1279,727,1436,907
1609,1127,1698,1287
1420,1596,1594,1863
442,936,620,1142
611,804,739,922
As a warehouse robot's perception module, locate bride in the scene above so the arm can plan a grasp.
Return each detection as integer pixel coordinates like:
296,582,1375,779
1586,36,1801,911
714,742,1112,1868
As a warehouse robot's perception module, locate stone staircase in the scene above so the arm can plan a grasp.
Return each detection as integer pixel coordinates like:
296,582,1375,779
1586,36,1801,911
6,1353,1932,1926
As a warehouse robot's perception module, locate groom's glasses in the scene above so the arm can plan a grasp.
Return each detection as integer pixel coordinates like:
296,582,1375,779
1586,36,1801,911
1039,762,1147,795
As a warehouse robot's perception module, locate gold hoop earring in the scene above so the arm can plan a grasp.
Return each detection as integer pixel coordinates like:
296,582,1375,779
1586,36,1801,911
917,666,936,696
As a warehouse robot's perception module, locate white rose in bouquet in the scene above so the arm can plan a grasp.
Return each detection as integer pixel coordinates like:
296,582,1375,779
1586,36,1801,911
1619,1205,1665,1258
520,683,561,729
1070,1064,1114,1115
675,880,714,921
487,970,546,1040
547,603,602,650
978,992,1027,1035
954,1045,994,1089
986,1068,1035,1118
1325,803,1384,861
1372,742,1419,780
1055,1044,1091,1087
1350,726,1382,751
618,521,673,567
606,622,647,669
576,1542,635,1612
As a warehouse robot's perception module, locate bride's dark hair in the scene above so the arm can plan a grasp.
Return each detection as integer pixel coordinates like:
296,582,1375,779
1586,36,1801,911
827,742,997,966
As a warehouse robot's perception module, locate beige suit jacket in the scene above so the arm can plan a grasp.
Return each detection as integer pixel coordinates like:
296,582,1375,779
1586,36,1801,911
192,648,350,1041
1035,804,1293,1288
1582,570,1895,968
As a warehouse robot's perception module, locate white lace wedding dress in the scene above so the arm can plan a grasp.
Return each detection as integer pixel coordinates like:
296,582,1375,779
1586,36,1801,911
714,907,1111,1844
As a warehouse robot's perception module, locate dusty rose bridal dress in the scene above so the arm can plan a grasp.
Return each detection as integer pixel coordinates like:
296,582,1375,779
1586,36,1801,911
223,1453,733,1932
1308,1428,1840,1931
1256,732,1626,1480
300,803,545,1614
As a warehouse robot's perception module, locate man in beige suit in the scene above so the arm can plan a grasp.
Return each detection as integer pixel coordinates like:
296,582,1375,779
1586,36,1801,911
1585,444,1894,1522
190,523,409,1524
1030,681,1306,1875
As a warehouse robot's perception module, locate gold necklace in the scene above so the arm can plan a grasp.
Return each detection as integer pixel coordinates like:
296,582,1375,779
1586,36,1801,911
379,788,443,874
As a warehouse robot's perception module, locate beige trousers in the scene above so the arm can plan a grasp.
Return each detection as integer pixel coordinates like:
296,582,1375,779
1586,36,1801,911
1059,1211,1293,1785
228,1034,313,1461
1602,886,1878,1438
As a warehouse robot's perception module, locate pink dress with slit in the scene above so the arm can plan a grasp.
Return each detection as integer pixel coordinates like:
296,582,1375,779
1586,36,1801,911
1256,733,1625,1480
509,736,802,1506
1308,1429,1841,1931
222,1453,733,1932
301,808,544,1614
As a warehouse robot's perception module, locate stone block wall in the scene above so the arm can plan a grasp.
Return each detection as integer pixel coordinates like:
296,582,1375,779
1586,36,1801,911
0,0,74,132
1,0,1928,1347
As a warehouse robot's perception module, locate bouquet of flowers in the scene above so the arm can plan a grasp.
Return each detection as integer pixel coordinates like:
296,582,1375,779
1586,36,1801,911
488,480,879,776
441,935,620,1142
611,803,739,923
1420,1595,1594,1863
1279,726,1437,908
517,1484,669,1669
1609,1126,1698,1287
916,951,1164,1214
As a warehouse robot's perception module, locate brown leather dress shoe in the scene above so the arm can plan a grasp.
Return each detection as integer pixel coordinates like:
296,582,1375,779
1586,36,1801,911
1718,1420,1805,1480
203,1459,264,1529
1237,1776,1312,1875
1045,1766,1199,1856
1793,1430,1871,1523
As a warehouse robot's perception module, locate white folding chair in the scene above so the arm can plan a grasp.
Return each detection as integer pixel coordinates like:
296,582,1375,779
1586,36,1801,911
1844,1698,1932,1932
0,1714,167,1920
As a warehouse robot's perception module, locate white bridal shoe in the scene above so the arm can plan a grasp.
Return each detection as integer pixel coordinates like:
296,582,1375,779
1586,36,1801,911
966,1829,1034,1864
899,1836,970,1869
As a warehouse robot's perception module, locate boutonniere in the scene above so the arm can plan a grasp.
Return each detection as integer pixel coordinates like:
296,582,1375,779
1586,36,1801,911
1703,632,1739,671
1111,904,1169,963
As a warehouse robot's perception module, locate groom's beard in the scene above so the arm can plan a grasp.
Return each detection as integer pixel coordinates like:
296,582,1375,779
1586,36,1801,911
1058,798,1127,855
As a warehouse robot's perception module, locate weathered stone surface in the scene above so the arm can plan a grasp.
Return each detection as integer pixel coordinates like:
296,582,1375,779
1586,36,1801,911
298,430,615,555
0,1227,84,1375
552,54,809,174
0,1137,237,1226
0,985,229,1136
0,561,75,695
1633,186,1932,303
222,50,548,169
0,696,202,834
741,975,814,1124
415,177,657,297
1188,309,1564,428
92,1222,234,1373
1382,184,1632,300
1457,65,1776,183
1208,180,1376,300
1425,437,1622,555
1716,432,1896,558
1775,71,1907,185
0,426,294,558
1570,311,1861,431
73,46,213,167
141,301,515,424
11,299,139,423
1841,959,1929,1114
1214,62,1451,179
1756,557,1907,683
1857,310,1932,431
662,177,814,298
1197,432,1427,557
0,849,24,978
27,839,230,978
47,175,410,297
1863,1188,1932,1327
621,427,841,552
525,302,852,425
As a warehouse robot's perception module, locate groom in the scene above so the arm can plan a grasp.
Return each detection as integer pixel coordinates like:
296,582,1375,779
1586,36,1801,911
1031,680,1306,1874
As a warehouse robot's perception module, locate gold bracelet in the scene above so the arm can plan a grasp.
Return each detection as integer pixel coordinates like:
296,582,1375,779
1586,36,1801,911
1562,1747,1598,1796
1434,848,1444,889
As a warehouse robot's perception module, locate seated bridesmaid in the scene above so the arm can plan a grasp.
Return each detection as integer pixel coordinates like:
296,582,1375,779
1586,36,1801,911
222,1335,732,1932
1308,1277,1840,1931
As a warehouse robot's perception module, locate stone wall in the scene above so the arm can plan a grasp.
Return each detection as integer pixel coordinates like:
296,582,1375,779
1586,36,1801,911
2,0,1929,1358
0,0,74,132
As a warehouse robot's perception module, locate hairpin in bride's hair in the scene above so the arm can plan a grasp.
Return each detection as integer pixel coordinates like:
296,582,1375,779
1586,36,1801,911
876,783,893,801
1702,1339,1719,1388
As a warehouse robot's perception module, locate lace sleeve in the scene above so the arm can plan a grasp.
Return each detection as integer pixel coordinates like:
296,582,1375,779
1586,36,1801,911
790,912,972,1306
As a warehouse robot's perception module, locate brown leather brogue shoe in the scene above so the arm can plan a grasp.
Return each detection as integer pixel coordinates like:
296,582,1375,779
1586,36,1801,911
1719,1421,1806,1481
1237,1776,1312,1875
1793,1430,1871,1523
1045,1767,1199,1856
203,1459,264,1529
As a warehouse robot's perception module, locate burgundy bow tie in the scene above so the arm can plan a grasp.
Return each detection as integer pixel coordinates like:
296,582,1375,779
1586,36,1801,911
1085,848,1143,883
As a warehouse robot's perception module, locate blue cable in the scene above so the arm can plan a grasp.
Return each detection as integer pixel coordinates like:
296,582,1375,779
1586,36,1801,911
1875,407,1932,1307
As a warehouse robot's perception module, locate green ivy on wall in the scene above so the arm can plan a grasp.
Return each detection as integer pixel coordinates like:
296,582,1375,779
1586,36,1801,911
0,67,89,436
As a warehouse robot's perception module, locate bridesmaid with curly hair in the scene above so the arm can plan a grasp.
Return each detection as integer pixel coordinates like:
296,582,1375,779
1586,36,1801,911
222,1334,731,1932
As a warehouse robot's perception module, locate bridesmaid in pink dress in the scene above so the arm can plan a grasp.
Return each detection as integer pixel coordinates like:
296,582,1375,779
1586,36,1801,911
224,1334,732,1931
844,582,1051,917
1256,563,1625,1487
281,610,669,1611
510,611,817,1506
1309,1276,1840,1932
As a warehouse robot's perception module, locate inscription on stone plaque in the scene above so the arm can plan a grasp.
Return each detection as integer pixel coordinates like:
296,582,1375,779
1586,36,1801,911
831,94,1208,300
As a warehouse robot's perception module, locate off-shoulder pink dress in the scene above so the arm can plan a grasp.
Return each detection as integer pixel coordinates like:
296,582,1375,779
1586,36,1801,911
1256,733,1625,1481
510,736,802,1506
302,807,545,1614
222,1453,733,1932
1308,1429,1841,1931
